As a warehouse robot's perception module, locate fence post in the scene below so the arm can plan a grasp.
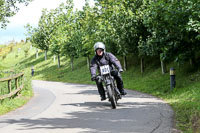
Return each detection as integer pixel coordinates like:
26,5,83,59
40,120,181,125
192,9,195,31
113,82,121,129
8,80,11,93
0,72,24,100
15,78,18,89
15,78,19,96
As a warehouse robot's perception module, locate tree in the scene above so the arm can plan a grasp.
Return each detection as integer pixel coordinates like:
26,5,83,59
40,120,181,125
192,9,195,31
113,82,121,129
47,6,65,68
79,1,99,68
0,0,32,28
62,11,82,71
95,0,146,71
57,0,81,71
140,0,200,73
26,8,56,61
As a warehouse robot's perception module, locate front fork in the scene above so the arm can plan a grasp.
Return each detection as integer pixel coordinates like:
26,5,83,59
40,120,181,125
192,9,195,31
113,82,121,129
104,76,121,99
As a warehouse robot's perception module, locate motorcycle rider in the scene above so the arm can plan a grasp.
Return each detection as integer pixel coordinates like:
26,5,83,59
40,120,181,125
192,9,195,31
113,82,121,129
90,42,127,101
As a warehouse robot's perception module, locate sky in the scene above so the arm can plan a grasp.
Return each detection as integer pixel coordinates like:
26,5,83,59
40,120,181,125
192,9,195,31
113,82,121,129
0,0,94,45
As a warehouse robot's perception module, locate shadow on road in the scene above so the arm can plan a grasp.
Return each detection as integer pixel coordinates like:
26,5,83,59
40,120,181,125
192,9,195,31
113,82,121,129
0,82,173,133
0,100,167,133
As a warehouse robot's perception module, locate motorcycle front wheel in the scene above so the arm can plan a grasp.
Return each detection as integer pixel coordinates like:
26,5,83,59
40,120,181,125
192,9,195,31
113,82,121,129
107,85,117,109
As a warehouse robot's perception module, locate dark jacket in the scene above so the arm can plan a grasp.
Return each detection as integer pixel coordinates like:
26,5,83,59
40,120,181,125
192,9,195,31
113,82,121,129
90,52,122,77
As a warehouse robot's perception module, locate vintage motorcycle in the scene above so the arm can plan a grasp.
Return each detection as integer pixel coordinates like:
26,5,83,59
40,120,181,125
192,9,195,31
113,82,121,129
97,65,121,109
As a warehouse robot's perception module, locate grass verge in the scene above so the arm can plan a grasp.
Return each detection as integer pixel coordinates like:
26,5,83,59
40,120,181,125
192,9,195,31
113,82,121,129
0,43,33,116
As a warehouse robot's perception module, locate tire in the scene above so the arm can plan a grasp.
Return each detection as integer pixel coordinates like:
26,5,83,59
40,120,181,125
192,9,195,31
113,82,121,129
107,85,117,109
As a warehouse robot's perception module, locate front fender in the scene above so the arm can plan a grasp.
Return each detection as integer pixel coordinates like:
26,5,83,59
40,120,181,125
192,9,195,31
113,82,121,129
105,79,111,85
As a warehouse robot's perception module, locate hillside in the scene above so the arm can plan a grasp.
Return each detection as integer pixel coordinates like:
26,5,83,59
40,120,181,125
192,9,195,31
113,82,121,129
0,42,200,132
0,42,33,116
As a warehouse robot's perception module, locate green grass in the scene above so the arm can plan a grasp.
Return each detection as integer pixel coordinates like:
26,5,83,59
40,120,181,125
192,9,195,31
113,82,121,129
0,89,33,115
0,42,33,115
1,43,200,132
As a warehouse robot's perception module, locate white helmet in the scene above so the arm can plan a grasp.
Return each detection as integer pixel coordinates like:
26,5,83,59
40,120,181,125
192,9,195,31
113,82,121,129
94,42,105,52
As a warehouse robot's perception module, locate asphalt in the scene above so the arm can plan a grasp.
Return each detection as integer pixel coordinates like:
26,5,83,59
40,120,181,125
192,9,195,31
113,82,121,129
0,80,174,133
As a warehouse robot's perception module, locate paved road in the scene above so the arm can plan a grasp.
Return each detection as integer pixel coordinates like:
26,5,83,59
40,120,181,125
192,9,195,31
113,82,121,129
0,80,174,133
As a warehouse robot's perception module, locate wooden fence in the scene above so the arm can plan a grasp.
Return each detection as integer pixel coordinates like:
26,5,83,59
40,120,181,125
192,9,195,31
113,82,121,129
0,72,24,100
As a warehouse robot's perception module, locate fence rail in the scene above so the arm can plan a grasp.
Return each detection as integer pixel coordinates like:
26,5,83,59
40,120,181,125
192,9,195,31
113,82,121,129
0,72,24,100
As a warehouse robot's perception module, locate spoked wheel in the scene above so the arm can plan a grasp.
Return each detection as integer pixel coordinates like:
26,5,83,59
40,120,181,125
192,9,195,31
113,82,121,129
107,85,117,109
114,87,121,103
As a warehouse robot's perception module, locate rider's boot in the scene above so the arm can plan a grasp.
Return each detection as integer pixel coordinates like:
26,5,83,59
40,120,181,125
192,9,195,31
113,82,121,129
96,80,106,101
121,91,127,95
114,88,122,99
101,95,106,101
119,88,127,95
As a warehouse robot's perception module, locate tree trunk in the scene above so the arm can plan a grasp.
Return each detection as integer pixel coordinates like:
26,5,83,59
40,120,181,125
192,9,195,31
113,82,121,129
87,56,90,69
58,55,60,68
140,57,144,74
190,59,193,66
36,48,38,59
189,58,196,67
71,57,74,71
161,60,167,74
123,55,127,71
45,50,47,60
54,55,56,63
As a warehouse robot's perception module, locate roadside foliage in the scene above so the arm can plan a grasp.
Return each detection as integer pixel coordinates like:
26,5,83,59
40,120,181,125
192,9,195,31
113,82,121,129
25,0,199,73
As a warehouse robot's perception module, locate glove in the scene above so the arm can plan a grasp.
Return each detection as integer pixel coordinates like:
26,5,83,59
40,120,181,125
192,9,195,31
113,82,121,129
96,75,102,82
119,69,123,73
91,75,96,81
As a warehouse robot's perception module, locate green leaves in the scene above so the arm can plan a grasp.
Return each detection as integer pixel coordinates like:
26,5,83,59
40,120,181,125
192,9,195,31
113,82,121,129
25,0,199,68
0,0,32,28
140,0,200,62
